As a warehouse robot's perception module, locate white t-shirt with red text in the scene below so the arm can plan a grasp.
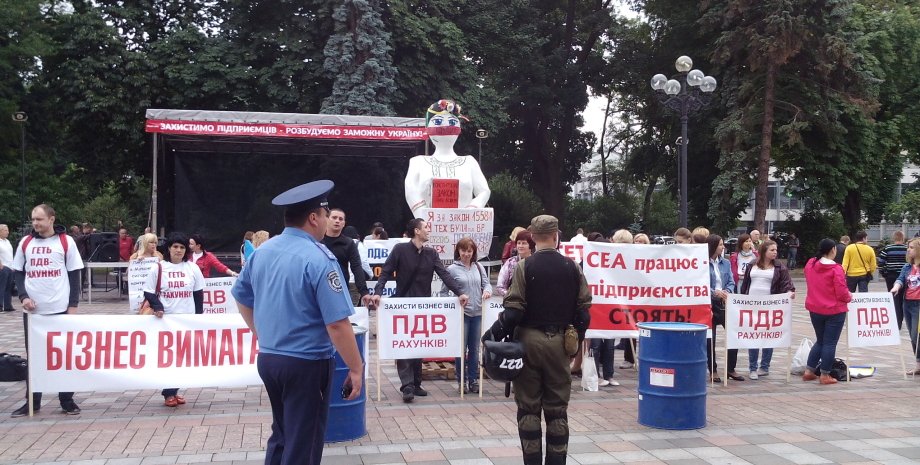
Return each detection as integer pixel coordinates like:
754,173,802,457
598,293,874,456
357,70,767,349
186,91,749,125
11,234,85,314
144,260,204,314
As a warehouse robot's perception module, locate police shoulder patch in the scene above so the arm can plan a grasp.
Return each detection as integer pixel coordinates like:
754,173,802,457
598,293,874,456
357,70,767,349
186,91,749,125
316,242,336,260
326,270,344,293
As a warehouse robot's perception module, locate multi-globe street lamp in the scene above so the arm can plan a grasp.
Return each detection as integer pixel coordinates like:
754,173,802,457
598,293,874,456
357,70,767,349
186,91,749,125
12,112,28,226
650,56,717,228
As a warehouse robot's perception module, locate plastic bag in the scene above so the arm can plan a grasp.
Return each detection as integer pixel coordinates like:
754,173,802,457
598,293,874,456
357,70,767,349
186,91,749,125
790,337,813,375
581,349,599,391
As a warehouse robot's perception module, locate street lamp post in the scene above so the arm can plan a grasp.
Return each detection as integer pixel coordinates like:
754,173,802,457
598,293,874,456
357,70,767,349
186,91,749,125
650,56,717,228
12,112,28,225
475,129,489,167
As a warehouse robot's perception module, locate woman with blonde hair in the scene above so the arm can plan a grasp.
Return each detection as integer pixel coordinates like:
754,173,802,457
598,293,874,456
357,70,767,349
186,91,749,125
610,229,633,244
130,233,163,261
633,233,650,244
128,233,164,314
890,238,920,374
251,231,270,248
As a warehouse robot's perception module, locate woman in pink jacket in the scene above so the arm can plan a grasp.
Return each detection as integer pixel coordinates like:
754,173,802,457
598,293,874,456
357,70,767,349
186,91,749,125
803,238,852,385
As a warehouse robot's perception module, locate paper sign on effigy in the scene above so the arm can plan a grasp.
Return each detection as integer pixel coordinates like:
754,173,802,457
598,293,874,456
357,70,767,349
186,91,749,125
418,208,493,260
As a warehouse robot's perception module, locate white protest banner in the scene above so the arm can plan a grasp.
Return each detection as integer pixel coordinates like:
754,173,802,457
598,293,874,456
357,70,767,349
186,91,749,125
483,297,504,338
847,292,900,348
27,314,260,392
418,208,493,260
364,238,410,266
376,297,462,359
203,277,238,314
725,293,793,349
558,242,585,263
349,307,371,378
582,243,711,339
127,257,159,313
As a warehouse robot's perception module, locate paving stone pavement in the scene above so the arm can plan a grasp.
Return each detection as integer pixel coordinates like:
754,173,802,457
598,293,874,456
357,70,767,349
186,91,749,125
2,275,920,464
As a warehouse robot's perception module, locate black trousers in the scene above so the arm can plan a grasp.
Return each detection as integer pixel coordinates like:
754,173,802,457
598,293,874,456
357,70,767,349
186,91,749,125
885,273,905,330
23,311,75,405
258,353,333,465
707,304,738,374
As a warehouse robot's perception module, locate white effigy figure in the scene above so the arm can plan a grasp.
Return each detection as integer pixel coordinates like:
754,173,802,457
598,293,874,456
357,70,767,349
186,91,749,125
405,100,490,216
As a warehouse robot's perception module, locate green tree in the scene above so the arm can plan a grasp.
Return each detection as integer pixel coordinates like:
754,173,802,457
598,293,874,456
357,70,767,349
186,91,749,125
321,0,398,115
487,173,543,241
455,0,613,223
703,0,881,234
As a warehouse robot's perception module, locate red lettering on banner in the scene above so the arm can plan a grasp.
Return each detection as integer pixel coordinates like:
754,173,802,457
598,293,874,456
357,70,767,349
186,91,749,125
145,119,427,141
45,330,148,370
159,329,254,368
588,304,712,331
585,252,626,269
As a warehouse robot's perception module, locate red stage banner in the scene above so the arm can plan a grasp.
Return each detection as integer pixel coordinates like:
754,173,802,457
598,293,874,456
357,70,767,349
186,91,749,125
145,119,427,141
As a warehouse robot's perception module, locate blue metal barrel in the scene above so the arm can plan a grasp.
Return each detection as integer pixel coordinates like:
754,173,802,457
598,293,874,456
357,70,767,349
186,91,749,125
637,322,708,430
324,326,367,443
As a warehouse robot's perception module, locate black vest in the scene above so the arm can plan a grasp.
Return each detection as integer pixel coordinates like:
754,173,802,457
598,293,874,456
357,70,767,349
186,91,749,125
520,250,580,328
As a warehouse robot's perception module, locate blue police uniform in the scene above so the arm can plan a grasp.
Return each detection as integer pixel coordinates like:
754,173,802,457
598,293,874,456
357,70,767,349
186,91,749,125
232,180,355,465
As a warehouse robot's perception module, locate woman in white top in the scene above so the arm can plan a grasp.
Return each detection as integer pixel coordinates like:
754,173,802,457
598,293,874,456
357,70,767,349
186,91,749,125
143,233,205,407
495,231,535,296
128,233,163,313
739,240,795,379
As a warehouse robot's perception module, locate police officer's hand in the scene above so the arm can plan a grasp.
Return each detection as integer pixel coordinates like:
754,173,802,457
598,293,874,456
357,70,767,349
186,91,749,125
458,294,470,307
345,368,363,401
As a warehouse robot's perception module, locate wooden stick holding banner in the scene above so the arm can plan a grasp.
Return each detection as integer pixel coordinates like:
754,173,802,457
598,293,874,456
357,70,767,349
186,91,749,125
722,345,728,387
786,345,792,384
460,316,464,400
374,297,464,402
26,313,35,417
482,297,503,399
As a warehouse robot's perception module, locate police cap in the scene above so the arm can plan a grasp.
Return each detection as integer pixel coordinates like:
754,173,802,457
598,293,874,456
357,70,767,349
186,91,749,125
272,180,334,211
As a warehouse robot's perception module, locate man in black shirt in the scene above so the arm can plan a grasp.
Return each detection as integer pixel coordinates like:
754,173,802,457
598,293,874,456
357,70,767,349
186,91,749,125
322,208,371,307
369,218,468,402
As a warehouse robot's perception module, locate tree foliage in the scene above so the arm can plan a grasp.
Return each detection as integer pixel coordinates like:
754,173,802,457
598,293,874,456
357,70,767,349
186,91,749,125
321,0,397,115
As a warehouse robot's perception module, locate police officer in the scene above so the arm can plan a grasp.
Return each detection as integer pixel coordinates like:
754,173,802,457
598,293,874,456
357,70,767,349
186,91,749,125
484,215,591,465
232,180,363,465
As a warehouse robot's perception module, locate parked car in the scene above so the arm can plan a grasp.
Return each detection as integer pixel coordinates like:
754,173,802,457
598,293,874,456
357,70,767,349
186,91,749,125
651,235,676,245
724,237,738,256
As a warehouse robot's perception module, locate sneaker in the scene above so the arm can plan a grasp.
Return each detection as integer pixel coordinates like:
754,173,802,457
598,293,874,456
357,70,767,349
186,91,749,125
749,371,758,380
757,369,770,377
468,381,480,394
61,400,81,415
598,379,610,387
10,403,36,418
619,362,634,369
608,380,620,386
401,386,415,403
413,386,428,397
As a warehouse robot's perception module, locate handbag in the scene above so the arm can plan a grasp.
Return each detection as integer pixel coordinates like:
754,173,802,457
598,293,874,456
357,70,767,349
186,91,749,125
139,262,162,315
0,353,27,381
854,244,874,281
